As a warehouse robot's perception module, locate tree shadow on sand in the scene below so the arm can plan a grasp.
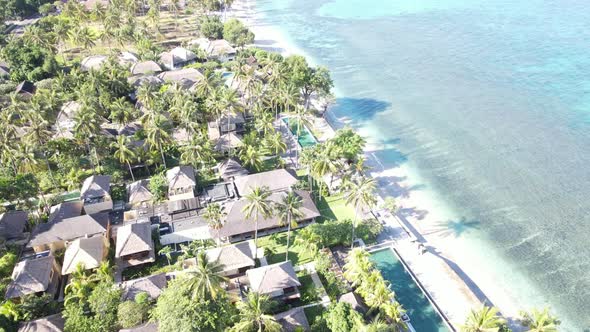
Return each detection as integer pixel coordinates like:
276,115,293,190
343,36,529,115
424,217,481,238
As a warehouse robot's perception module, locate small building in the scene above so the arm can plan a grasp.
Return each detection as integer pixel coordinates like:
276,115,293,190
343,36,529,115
15,81,36,98
120,273,167,300
191,38,236,62
61,236,108,275
159,215,211,247
81,175,113,214
130,61,162,76
203,182,236,203
213,133,243,153
80,55,107,72
115,222,155,267
0,210,28,243
217,190,319,243
166,166,196,201
233,169,298,197
246,261,301,301
127,179,153,207
54,101,81,139
5,255,61,300
119,51,139,64
338,292,368,314
27,213,109,253
47,201,83,224
0,62,10,78
157,68,204,84
159,47,197,70
216,159,249,181
205,241,255,277
274,307,311,332
207,113,246,140
245,55,260,70
18,313,65,332
128,75,164,89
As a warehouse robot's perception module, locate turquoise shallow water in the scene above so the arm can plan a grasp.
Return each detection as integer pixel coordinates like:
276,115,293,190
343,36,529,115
371,249,448,332
255,0,590,330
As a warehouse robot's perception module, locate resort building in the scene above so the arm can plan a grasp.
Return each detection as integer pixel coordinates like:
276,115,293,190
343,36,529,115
204,241,256,277
213,132,243,153
120,273,167,300
0,210,28,243
159,215,210,247
27,212,109,253
47,201,83,224
18,314,65,332
338,292,368,314
61,236,108,275
157,68,204,85
216,159,249,181
207,113,246,140
127,179,153,208
80,175,113,214
130,60,162,76
233,169,298,197
54,101,81,139
246,261,301,301
115,222,155,267
5,255,61,300
80,55,107,72
191,38,236,62
166,166,196,201
159,47,197,70
274,307,311,332
15,81,36,98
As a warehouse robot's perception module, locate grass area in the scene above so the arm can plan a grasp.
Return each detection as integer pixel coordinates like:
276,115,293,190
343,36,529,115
258,232,315,267
296,272,320,305
304,305,325,326
315,193,356,223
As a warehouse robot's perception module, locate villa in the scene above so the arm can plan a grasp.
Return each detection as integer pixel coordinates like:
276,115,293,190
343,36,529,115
191,38,236,62
120,273,167,300
246,261,301,301
80,55,107,72
18,314,65,332
80,175,113,214
217,190,319,243
233,169,299,197
54,101,81,139
0,210,28,243
157,68,204,85
5,255,61,300
274,307,311,332
47,201,83,224
216,159,249,181
214,132,243,153
159,46,197,70
130,60,162,76
167,166,196,201
127,179,153,207
115,222,155,267
207,113,246,140
205,241,256,277
61,236,108,275
27,212,109,253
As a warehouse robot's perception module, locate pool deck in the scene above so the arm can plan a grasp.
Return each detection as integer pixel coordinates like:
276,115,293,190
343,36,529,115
368,207,482,330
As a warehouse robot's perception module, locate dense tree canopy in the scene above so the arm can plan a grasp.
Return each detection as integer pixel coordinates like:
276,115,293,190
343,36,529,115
223,19,255,47
199,16,224,40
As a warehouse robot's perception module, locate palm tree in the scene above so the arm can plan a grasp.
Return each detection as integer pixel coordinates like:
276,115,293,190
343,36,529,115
344,177,377,248
264,131,287,156
238,144,264,172
254,111,275,137
519,308,560,332
180,135,214,170
203,203,226,246
381,302,407,331
312,147,337,199
194,70,222,98
64,263,96,305
74,105,102,172
182,251,228,300
275,191,303,261
94,261,114,283
111,136,137,181
159,246,173,265
294,227,322,257
460,306,505,332
68,26,96,54
343,248,373,287
242,186,273,260
362,315,390,332
288,105,313,167
109,97,136,127
364,277,395,313
0,301,20,321
231,292,281,332
382,196,398,215
145,114,170,168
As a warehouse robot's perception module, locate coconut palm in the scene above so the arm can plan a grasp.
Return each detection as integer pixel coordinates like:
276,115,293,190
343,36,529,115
344,177,377,248
356,269,385,299
180,135,214,170
74,105,102,172
460,306,505,332
68,26,96,54
94,261,114,283
279,83,300,115
343,248,374,287
362,315,390,332
519,308,560,332
109,97,136,127
194,70,222,98
275,190,303,261
159,246,173,265
312,147,337,199
382,196,398,215
238,144,264,172
182,251,228,300
264,131,287,156
111,135,136,181
364,277,395,313
242,186,273,260
0,301,20,321
145,114,170,168
381,302,407,331
231,292,281,332
64,263,96,305
203,203,226,246
288,105,313,167
254,111,275,137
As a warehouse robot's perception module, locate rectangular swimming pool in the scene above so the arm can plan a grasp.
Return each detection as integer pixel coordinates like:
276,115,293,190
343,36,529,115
282,117,317,148
370,248,450,332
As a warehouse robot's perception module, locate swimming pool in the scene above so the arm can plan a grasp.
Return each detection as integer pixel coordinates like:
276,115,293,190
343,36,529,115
282,117,317,148
370,248,450,332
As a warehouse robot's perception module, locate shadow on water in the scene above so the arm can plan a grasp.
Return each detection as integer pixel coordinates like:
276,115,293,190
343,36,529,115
329,97,391,124
425,217,481,238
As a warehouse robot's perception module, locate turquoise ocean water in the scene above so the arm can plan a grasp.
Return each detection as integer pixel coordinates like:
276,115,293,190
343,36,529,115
255,0,590,330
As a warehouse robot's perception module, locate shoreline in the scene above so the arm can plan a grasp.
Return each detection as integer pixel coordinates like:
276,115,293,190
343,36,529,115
228,0,528,329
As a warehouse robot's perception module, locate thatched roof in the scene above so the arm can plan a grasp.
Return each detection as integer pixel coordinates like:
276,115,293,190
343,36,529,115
246,262,300,295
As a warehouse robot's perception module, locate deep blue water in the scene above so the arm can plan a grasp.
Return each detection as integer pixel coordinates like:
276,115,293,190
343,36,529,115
255,0,590,330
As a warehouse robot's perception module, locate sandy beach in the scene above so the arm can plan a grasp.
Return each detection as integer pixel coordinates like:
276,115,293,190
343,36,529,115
227,0,530,329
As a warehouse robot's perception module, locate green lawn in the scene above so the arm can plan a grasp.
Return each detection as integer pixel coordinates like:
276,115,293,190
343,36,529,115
258,232,315,266
315,194,357,223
